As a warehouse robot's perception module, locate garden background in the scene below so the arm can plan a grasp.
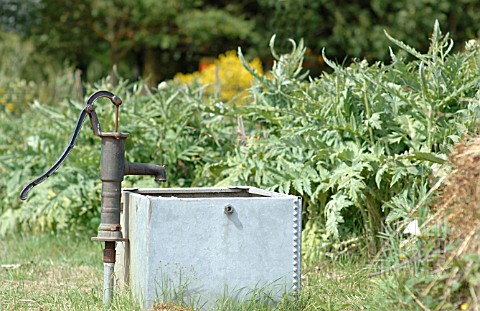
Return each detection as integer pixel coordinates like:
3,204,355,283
1,1,480,310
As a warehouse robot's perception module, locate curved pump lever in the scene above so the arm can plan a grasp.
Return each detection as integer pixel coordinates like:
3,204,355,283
19,90,122,200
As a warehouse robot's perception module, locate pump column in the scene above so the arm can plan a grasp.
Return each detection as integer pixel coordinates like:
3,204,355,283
97,133,128,239
92,132,129,306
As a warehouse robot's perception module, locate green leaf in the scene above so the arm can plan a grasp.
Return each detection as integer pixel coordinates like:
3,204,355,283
325,193,352,239
384,30,424,60
410,152,446,164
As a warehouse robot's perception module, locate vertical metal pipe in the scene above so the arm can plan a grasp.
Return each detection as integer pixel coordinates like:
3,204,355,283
103,241,116,306
92,131,166,306
104,263,115,306
93,134,128,305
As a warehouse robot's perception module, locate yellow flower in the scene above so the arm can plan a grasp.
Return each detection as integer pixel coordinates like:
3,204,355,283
460,303,469,310
174,50,263,103
6,103,14,112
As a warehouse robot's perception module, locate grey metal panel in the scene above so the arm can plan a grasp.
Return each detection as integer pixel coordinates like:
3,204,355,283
122,186,287,198
118,187,301,309
127,194,152,305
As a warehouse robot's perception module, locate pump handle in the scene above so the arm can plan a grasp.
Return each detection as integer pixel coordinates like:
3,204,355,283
19,90,122,200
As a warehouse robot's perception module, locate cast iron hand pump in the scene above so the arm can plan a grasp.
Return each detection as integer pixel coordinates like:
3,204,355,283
20,90,166,239
19,90,166,305
19,90,122,200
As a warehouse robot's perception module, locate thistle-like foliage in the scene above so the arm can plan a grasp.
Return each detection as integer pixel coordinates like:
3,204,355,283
1,22,479,247
221,22,480,252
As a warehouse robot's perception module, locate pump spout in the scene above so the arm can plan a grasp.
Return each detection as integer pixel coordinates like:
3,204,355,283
124,162,166,182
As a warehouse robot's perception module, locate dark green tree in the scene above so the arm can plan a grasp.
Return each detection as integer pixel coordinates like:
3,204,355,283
19,0,258,83
257,0,480,64
3,0,480,82
0,0,40,33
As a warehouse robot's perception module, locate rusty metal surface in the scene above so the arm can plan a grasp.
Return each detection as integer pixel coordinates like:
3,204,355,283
95,134,167,241
112,95,122,133
103,241,116,264
124,162,166,182
19,91,121,200
95,134,127,240
17,89,167,242
18,90,168,308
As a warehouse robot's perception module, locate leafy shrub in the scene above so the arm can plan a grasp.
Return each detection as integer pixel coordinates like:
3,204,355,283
0,77,234,235
208,22,480,255
0,31,84,115
372,138,480,310
1,22,479,254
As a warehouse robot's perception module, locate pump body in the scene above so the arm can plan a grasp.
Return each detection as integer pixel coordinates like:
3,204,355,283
19,90,166,305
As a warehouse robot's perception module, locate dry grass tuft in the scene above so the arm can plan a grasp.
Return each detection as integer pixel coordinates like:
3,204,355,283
435,138,480,256
151,303,194,311
421,138,480,310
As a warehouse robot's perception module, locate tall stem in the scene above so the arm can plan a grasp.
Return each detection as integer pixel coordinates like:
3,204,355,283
363,80,375,145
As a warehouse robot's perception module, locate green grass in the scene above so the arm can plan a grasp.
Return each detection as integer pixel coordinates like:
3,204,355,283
0,234,140,310
0,234,390,310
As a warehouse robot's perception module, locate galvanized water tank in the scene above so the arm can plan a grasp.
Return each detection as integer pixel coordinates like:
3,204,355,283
115,187,302,309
